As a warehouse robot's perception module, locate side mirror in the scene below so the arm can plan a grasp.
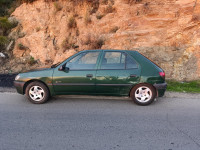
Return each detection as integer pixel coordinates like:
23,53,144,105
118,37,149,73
58,65,65,71
64,67,70,71
58,64,69,72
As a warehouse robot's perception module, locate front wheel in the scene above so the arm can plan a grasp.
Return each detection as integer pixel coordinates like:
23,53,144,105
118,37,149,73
25,81,50,104
130,84,156,106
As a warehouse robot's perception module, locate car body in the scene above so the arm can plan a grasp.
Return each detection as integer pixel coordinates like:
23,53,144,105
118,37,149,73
14,49,167,105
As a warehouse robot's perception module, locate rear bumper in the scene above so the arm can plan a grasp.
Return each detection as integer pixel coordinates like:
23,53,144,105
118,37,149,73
153,82,167,97
14,81,25,95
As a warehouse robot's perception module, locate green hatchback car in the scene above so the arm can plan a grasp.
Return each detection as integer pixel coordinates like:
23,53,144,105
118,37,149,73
14,50,167,105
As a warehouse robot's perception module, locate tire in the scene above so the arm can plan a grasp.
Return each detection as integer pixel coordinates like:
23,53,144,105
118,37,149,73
25,81,50,104
130,84,156,106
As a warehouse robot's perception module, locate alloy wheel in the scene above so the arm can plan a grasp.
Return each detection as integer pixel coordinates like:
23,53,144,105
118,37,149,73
29,86,45,101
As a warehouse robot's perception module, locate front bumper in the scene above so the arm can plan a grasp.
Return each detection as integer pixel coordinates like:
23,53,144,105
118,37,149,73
14,81,25,95
153,82,167,97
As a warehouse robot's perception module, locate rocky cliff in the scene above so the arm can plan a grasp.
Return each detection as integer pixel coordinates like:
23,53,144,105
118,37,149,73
2,0,200,81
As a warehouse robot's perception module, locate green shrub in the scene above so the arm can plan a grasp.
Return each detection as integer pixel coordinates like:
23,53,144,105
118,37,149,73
0,17,13,31
18,43,26,50
0,0,14,16
28,56,37,65
19,0,37,3
0,36,8,46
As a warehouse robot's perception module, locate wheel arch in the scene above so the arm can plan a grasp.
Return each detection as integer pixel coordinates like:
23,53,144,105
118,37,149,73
129,83,157,97
23,79,50,95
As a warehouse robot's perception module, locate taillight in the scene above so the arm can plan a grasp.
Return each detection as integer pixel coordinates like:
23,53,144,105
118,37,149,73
159,72,165,79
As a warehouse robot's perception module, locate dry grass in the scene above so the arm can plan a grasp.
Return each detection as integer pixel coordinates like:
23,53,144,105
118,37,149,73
110,26,119,33
18,43,27,50
68,16,77,29
61,36,77,51
27,56,37,65
123,0,142,4
53,2,62,12
84,11,92,25
96,14,104,20
35,27,40,32
104,4,115,14
83,34,105,49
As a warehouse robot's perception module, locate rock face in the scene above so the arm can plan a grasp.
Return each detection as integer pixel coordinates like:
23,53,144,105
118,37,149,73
8,0,200,80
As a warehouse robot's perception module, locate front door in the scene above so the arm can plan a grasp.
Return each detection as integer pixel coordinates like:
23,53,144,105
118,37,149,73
53,51,100,95
95,51,140,96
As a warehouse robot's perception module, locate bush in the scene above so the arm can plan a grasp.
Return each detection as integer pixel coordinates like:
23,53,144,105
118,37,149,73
28,56,37,65
68,16,77,29
18,43,26,50
96,14,104,20
0,36,8,46
104,4,114,14
53,2,62,12
0,0,14,16
61,36,77,51
110,26,119,33
83,34,105,49
84,11,92,25
35,27,40,32
94,38,105,49
19,0,37,3
123,0,142,4
101,0,108,5
0,17,13,31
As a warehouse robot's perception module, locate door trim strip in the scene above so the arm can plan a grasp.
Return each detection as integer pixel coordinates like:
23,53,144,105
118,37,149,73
51,83,132,86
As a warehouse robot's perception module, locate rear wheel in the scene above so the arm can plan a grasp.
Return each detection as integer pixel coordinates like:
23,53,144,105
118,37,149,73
130,84,156,106
25,81,50,104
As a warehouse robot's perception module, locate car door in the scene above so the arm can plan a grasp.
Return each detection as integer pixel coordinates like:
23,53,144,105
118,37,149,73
95,51,140,96
53,51,101,95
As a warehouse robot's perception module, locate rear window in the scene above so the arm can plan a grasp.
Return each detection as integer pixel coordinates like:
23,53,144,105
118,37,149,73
137,52,162,70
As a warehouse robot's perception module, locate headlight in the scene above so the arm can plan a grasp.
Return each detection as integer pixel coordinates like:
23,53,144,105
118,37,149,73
15,75,20,80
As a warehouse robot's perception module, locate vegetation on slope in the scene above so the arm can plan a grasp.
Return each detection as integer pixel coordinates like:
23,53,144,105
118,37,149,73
167,80,200,93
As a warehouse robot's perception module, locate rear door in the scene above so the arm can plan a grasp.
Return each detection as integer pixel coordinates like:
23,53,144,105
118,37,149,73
95,51,140,96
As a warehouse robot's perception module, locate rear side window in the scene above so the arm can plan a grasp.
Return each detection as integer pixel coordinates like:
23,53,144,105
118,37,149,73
126,55,138,69
100,52,126,69
100,52,138,70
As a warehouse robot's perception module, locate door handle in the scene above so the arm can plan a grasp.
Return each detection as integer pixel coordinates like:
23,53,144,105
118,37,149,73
130,74,137,77
86,74,93,78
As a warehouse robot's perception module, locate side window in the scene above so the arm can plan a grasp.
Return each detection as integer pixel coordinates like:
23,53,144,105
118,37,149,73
126,55,138,69
66,52,100,70
100,52,125,69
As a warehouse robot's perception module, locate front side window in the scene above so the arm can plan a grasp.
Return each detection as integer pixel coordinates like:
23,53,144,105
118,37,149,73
100,52,126,69
66,52,100,70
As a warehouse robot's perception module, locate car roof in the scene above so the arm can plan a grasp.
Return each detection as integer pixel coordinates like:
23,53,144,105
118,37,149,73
82,49,137,52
